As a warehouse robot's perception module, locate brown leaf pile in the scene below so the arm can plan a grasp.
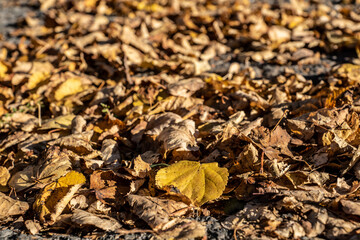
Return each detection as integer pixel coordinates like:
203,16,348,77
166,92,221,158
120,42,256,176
2,0,360,239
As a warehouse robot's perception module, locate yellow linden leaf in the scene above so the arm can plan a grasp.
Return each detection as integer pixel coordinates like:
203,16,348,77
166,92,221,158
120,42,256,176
28,71,51,90
54,78,84,101
155,161,228,206
34,171,86,222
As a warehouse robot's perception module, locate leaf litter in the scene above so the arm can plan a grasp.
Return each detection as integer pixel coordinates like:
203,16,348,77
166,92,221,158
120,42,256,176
2,0,360,239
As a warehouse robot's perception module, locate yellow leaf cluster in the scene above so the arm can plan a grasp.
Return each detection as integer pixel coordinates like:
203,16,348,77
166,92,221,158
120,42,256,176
155,161,228,206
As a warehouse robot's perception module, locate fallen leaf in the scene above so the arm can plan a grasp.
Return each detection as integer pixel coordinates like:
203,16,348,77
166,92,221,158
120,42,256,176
34,171,86,222
39,114,76,130
155,160,228,206
54,78,84,101
0,192,29,218
157,120,198,156
0,167,10,187
71,209,122,232
167,78,205,97
127,194,189,229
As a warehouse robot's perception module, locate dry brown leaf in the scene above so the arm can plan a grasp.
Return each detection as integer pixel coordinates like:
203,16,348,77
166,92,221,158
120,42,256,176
0,192,29,217
90,170,130,204
49,131,94,155
71,209,122,232
34,171,86,222
40,114,76,130
145,112,183,136
157,120,198,156
125,155,151,178
127,194,189,229
25,220,42,235
101,139,121,169
167,78,205,97
340,199,360,216
148,96,203,115
156,218,206,240
0,167,10,187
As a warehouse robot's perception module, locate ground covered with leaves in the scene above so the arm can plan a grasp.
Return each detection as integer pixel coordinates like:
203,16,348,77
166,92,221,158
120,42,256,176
2,0,360,239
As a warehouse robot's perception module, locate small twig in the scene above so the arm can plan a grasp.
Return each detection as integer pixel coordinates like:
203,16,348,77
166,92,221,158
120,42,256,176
37,102,42,127
260,151,265,174
270,109,289,136
122,46,133,85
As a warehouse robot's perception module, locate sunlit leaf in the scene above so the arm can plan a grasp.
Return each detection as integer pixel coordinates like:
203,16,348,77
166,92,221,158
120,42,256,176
155,161,228,206
34,171,86,222
54,78,84,101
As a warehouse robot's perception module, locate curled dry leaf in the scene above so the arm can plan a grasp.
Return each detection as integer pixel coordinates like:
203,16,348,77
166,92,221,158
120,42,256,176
167,78,205,97
39,114,76,130
25,220,42,235
145,112,183,136
49,131,94,155
9,147,72,192
0,192,29,218
0,167,10,187
71,115,87,134
232,143,260,173
71,209,122,232
156,218,206,240
155,160,229,206
340,199,360,216
157,120,198,155
127,194,189,229
34,171,86,222
101,139,121,169
125,155,151,178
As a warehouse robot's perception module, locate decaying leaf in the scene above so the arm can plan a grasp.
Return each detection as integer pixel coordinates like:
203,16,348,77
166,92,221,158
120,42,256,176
155,218,207,240
34,171,86,222
155,160,228,206
125,155,151,178
145,112,183,136
0,167,10,187
0,192,29,218
167,78,205,97
127,194,189,229
40,114,76,130
90,170,130,204
157,120,198,156
8,166,38,192
71,209,122,232
54,78,85,101
49,131,94,155
101,139,121,169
